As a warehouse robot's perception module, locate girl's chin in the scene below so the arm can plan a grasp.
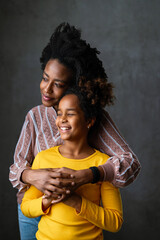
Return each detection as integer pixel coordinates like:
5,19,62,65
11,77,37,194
60,135,71,141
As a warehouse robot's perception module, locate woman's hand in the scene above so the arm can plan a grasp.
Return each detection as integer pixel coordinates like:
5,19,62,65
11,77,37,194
21,168,75,197
57,167,93,191
21,166,102,198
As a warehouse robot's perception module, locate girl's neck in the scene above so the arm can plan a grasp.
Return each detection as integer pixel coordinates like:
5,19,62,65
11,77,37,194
58,140,95,159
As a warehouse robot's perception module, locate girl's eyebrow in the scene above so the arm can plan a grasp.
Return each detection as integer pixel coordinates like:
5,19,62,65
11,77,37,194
66,108,77,111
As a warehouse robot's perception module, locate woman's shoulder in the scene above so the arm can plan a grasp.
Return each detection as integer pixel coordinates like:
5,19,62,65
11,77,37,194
25,105,56,120
29,104,56,115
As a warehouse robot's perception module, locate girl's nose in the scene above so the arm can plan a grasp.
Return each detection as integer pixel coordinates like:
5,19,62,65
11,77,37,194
61,115,67,123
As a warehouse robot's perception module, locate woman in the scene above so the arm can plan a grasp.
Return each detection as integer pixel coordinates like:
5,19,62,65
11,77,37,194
21,88,123,240
9,23,140,239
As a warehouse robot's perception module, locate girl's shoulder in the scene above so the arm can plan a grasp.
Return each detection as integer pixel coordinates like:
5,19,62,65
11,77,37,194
37,146,59,158
94,149,110,164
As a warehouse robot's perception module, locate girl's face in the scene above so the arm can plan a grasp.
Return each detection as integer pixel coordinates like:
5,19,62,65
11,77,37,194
56,94,89,142
40,59,73,109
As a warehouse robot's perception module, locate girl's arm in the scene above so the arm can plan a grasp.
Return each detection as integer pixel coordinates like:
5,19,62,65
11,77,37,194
63,182,123,232
20,155,58,217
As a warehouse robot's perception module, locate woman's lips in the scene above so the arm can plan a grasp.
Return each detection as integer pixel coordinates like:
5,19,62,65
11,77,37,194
42,94,53,101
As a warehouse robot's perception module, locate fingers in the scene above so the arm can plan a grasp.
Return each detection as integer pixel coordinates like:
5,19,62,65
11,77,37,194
51,194,66,204
43,193,67,204
49,170,75,179
49,178,75,188
56,167,76,177
44,184,67,194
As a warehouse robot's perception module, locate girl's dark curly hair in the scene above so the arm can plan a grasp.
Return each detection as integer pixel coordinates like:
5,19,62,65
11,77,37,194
59,86,101,122
40,22,115,107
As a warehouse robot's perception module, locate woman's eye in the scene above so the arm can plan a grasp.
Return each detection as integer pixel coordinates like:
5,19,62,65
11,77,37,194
54,83,65,88
42,77,48,82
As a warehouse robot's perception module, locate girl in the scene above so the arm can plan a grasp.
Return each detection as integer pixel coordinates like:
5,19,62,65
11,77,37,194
21,88,123,240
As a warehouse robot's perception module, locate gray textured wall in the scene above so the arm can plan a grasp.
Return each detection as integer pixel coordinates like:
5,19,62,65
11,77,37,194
1,0,160,239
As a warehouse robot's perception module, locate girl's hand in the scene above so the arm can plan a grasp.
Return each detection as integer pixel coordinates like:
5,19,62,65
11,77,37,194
42,193,66,212
62,193,82,213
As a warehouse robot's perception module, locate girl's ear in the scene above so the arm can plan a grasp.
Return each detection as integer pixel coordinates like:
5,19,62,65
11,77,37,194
87,117,96,129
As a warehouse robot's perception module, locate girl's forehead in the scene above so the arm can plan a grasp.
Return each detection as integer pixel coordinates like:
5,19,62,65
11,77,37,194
59,94,80,109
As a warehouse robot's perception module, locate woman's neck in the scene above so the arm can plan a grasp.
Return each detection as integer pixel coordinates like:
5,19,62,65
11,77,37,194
58,140,95,159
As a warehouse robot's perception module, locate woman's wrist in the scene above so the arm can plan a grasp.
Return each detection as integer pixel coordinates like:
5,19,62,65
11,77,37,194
97,166,104,181
76,169,93,185
75,167,104,186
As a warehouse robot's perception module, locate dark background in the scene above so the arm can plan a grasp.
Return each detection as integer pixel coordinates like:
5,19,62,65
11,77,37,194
1,0,160,239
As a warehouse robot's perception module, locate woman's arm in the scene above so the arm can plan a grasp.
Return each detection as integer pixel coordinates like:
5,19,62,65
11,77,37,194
9,110,73,197
63,182,123,232
9,113,34,192
89,110,141,187
55,109,141,190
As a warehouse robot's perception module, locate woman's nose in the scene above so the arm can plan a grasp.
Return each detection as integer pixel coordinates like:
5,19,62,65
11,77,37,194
45,82,53,93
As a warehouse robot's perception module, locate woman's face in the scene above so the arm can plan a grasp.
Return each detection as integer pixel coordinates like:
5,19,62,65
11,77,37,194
56,94,89,142
40,59,73,109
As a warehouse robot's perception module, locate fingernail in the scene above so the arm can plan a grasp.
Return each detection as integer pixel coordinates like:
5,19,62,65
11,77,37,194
66,190,70,194
70,174,74,178
71,182,75,186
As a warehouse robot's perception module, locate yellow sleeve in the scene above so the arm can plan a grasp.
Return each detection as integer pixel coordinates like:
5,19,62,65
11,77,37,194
21,154,50,218
76,182,123,232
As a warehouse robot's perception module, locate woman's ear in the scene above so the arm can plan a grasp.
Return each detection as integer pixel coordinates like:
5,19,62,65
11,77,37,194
87,117,96,129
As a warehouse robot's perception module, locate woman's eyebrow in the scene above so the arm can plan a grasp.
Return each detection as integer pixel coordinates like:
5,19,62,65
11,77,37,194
43,71,49,77
43,71,67,83
57,108,77,111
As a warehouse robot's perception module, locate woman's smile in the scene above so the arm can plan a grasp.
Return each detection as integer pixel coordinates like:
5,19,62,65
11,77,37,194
42,94,54,102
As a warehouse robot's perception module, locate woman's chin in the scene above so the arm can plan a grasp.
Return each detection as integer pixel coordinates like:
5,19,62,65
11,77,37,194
42,100,54,108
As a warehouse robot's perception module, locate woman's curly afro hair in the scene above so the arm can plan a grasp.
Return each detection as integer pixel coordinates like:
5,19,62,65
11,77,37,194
40,22,115,108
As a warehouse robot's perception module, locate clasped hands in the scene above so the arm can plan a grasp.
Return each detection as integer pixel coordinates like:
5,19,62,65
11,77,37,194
27,167,91,211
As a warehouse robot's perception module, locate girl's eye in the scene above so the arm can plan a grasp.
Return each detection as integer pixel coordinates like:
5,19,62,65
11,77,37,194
67,113,75,116
57,112,62,116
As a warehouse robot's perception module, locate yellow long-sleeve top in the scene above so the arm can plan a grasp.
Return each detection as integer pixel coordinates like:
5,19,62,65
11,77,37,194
21,146,123,240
